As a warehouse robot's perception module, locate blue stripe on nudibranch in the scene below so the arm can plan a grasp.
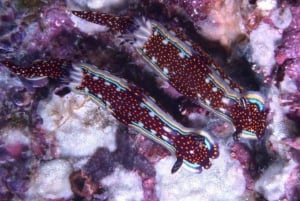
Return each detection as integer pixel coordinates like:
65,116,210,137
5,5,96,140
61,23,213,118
243,91,266,112
152,23,193,58
76,64,129,91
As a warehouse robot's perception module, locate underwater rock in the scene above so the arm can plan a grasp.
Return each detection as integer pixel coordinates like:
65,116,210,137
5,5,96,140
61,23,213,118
0,0,300,200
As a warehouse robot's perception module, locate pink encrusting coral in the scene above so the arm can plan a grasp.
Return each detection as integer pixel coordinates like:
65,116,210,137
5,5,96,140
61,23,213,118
257,2,300,201
275,6,300,66
149,0,249,48
275,4,300,120
230,142,257,190
0,1,86,64
1,0,300,201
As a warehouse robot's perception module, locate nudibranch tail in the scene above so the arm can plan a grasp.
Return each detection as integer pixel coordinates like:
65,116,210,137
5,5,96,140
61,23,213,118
71,11,133,33
1,59,69,80
69,63,219,173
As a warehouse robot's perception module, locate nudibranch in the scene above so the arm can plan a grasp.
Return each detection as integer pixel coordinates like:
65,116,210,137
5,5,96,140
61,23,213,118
1,60,219,173
71,11,268,140
2,59,68,80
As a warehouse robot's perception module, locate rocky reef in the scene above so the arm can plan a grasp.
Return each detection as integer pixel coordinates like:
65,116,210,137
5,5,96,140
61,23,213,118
0,0,299,200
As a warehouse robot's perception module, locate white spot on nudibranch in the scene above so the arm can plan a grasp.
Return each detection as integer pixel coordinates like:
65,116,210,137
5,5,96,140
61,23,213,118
137,122,144,127
169,30,176,35
219,107,227,113
185,40,192,46
149,111,155,117
163,126,172,133
163,68,169,75
161,135,170,142
104,81,111,86
224,79,231,84
151,57,157,63
105,101,111,106
162,39,168,45
234,88,240,93
221,97,230,105
150,129,157,135
210,64,217,69
215,70,221,76
179,51,186,58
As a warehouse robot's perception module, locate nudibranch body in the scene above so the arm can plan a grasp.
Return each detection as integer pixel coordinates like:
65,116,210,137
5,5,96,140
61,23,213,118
1,60,219,173
132,21,268,140
133,21,268,140
70,63,219,173
71,11,268,140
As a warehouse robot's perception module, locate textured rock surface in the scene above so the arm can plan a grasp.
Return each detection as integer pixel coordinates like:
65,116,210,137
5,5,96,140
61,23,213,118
0,0,299,200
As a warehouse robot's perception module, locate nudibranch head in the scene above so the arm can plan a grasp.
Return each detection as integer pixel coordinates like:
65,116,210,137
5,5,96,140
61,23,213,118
173,131,219,173
232,92,268,140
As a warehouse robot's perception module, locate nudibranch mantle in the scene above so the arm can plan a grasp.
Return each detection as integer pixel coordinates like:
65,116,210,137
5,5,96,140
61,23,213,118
70,63,219,173
71,10,268,140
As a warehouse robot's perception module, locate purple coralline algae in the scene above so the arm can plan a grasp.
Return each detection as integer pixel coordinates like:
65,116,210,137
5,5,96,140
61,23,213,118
275,4,300,120
0,0,300,201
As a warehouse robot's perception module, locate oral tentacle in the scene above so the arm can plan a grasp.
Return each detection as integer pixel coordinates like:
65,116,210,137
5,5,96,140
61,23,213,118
171,157,183,174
